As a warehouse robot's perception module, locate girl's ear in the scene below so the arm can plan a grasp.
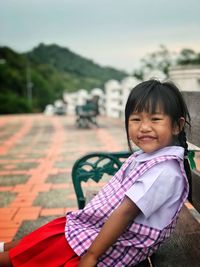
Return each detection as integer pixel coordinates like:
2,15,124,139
173,117,185,135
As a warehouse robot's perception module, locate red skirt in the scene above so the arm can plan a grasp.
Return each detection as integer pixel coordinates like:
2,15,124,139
9,216,80,267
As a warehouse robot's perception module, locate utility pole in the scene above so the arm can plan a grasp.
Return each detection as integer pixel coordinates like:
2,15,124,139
26,61,33,103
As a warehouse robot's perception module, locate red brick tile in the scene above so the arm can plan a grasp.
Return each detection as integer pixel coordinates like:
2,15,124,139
0,228,18,238
13,207,41,223
0,186,14,192
0,171,13,175
0,221,20,229
0,213,14,221
0,148,7,153
9,201,34,208
17,207,41,213
13,184,33,193
0,207,19,218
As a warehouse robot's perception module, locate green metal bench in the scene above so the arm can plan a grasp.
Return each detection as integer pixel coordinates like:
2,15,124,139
75,97,99,128
72,151,131,209
71,150,200,267
72,150,197,209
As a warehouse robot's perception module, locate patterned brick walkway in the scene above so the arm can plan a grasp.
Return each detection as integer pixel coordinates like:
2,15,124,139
0,114,128,241
0,114,200,242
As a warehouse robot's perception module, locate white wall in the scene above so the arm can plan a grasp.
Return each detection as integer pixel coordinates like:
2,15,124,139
104,79,121,118
169,65,200,91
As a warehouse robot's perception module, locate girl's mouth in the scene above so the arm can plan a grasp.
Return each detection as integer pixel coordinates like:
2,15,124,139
138,136,156,141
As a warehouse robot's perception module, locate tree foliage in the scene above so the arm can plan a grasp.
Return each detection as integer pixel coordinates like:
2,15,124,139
0,44,127,114
133,45,200,81
133,45,174,80
176,49,200,65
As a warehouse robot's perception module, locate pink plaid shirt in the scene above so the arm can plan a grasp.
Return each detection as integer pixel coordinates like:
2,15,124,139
65,147,189,266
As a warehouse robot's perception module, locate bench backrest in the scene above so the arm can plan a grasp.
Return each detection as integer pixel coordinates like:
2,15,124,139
72,151,131,209
72,149,197,209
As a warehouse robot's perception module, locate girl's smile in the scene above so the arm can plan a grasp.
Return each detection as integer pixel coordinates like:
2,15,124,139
137,135,157,141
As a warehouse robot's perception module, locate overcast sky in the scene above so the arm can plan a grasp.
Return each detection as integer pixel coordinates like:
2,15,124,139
1,0,200,73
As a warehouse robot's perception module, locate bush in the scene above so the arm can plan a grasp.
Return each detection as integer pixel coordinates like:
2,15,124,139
0,92,32,114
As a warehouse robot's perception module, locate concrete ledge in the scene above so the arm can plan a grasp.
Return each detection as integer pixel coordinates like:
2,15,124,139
192,169,200,213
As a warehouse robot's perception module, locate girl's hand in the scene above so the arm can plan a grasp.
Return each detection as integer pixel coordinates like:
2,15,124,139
77,253,97,267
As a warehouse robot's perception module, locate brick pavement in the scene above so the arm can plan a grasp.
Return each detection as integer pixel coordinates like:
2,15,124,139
0,114,200,242
0,114,127,241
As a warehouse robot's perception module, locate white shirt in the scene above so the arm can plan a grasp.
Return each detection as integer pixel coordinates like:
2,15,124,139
125,146,185,230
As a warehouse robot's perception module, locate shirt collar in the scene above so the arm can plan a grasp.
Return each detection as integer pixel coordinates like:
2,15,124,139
135,146,184,162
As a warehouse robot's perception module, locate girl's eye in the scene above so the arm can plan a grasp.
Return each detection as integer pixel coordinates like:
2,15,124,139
130,117,140,121
151,117,162,121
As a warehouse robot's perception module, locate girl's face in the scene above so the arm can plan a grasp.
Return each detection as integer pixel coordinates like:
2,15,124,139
128,108,184,153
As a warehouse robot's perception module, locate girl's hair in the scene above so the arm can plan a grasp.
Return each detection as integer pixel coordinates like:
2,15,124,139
125,79,192,202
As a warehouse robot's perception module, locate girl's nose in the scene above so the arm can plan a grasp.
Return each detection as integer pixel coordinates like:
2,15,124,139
139,121,152,132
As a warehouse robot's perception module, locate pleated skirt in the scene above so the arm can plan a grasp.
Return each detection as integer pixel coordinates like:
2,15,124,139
9,216,80,267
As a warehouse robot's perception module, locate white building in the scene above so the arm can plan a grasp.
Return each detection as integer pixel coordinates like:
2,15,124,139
104,79,121,118
121,76,138,108
169,65,200,91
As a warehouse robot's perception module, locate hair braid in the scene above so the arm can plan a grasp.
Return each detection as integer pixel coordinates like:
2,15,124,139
178,129,192,203
178,130,188,156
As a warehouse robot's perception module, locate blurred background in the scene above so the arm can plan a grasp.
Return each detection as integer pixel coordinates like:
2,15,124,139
0,0,200,114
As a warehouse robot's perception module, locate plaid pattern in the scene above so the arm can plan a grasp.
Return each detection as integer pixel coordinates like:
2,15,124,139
65,152,189,266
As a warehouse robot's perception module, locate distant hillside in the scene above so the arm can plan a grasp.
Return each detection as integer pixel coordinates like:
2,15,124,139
0,44,128,114
26,43,127,83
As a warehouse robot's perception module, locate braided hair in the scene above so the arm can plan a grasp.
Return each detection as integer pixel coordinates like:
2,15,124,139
178,130,192,202
125,79,192,202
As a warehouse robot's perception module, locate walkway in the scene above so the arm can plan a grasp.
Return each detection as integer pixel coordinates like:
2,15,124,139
0,114,200,242
0,114,127,241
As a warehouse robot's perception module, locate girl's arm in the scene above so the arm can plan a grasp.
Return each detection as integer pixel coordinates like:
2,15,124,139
77,196,140,267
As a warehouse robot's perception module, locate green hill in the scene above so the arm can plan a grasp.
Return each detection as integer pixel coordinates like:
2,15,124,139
27,43,127,82
0,43,128,114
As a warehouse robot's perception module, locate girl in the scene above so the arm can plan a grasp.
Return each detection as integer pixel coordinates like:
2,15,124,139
0,79,192,267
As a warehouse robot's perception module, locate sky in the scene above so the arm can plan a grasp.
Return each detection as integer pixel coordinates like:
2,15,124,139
1,0,200,73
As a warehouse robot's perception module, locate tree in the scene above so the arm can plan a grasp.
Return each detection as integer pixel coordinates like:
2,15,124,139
176,49,200,65
133,45,175,80
0,44,127,114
